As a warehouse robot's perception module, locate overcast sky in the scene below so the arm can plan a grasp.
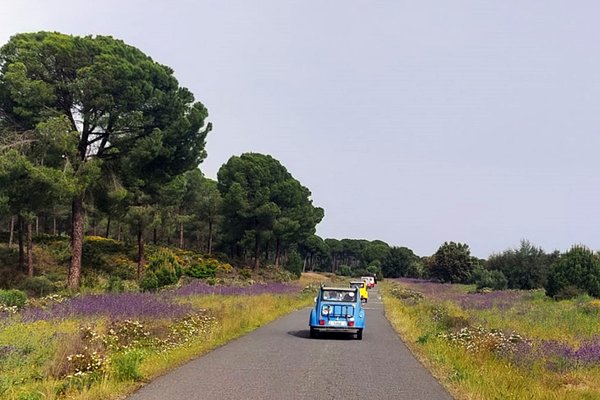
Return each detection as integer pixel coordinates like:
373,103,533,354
2,1,599,257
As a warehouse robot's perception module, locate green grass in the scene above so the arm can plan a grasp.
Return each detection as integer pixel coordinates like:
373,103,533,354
381,281,600,400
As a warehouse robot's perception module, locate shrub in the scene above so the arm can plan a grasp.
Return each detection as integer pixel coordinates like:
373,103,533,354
216,262,234,274
185,259,217,279
19,276,57,296
578,299,600,315
106,276,125,293
338,265,352,276
111,350,144,381
142,248,182,290
139,272,160,292
472,267,508,291
430,305,470,331
439,326,526,355
82,236,126,273
0,289,27,308
239,268,252,279
546,246,600,299
389,284,424,305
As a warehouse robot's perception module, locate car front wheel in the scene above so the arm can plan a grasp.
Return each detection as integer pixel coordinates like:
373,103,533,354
310,327,317,338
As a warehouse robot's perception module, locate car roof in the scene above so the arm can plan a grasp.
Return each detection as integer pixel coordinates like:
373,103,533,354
349,281,364,284
321,287,356,292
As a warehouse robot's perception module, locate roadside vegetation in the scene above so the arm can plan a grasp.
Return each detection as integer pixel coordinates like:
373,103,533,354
0,275,322,400
383,279,600,400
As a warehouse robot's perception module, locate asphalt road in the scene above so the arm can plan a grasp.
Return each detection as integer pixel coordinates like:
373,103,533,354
128,287,452,400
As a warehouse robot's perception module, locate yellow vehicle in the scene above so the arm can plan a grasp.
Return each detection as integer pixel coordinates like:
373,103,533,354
350,281,368,303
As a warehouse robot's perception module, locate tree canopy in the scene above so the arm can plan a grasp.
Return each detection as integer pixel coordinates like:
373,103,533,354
0,32,211,287
217,153,323,269
428,241,477,283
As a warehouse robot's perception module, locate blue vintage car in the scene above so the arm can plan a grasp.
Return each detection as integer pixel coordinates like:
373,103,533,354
309,286,366,340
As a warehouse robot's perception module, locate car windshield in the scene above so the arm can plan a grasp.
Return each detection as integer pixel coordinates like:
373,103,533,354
322,290,355,302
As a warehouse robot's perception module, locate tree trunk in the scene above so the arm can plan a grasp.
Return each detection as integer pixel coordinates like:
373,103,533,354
35,216,39,235
53,216,57,236
27,220,33,277
153,228,157,245
207,220,213,255
105,216,111,238
253,232,260,270
179,222,184,249
18,215,24,272
137,225,145,279
8,215,15,247
68,196,85,290
274,238,281,267
303,256,307,273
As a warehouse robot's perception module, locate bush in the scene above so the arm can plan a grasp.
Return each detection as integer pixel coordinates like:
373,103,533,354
82,236,126,272
546,246,600,299
239,268,252,279
0,289,27,308
338,265,352,276
106,276,125,293
472,267,508,291
139,272,159,292
185,259,217,279
19,276,57,296
142,248,182,290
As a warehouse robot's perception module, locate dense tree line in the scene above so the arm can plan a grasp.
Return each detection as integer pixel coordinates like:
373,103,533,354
0,32,323,288
1,32,599,300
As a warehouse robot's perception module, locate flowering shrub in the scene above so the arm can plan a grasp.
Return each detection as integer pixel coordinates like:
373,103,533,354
102,320,151,350
389,284,424,304
0,303,18,316
25,293,68,308
0,289,27,309
141,248,183,291
155,312,217,350
439,326,527,355
66,350,108,378
217,263,234,274
579,299,600,315
508,337,600,371
430,305,469,331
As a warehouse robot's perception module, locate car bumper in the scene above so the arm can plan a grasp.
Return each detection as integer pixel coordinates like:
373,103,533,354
311,326,362,333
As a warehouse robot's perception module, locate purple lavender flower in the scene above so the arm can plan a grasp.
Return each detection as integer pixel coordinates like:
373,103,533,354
173,282,300,297
396,278,526,310
21,293,193,321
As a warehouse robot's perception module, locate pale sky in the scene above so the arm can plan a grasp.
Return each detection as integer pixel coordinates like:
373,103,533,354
1,1,599,257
